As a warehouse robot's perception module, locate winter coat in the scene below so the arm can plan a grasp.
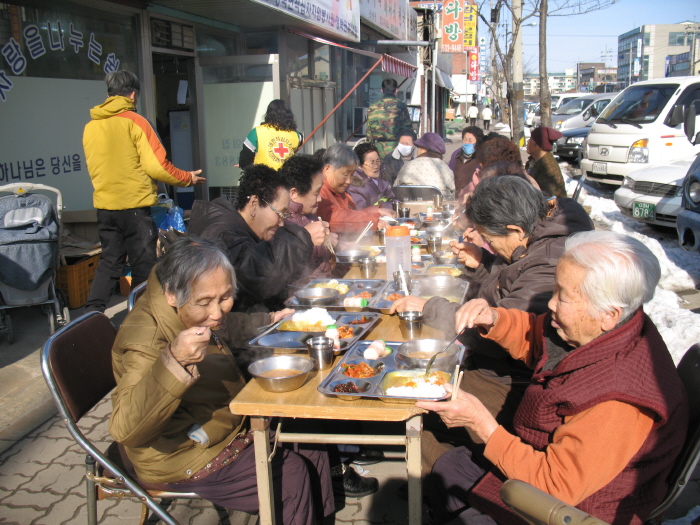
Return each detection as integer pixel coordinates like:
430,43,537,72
188,196,314,312
83,96,191,210
285,199,332,277
394,155,455,197
317,178,381,233
527,152,567,199
450,149,480,197
109,270,262,484
381,145,417,185
423,197,594,383
366,94,412,159
346,167,397,210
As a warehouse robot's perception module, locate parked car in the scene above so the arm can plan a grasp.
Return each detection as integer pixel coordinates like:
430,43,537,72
552,92,617,132
613,158,691,228
532,93,587,127
677,153,700,251
555,121,593,161
581,76,700,186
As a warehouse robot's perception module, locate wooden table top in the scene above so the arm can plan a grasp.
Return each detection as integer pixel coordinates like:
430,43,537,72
230,264,447,422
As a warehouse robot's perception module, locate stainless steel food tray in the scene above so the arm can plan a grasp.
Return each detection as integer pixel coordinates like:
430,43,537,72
317,340,466,402
418,264,467,277
367,275,469,314
248,311,381,354
285,279,386,310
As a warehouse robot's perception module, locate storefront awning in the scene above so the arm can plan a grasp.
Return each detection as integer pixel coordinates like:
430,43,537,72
285,27,417,78
435,69,454,90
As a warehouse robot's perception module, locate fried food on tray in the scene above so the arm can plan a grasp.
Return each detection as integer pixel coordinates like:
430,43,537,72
410,237,423,243
341,362,380,378
337,325,354,339
348,315,370,325
352,291,373,299
386,292,405,301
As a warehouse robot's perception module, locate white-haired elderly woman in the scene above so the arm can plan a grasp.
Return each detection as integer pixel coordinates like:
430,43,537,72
317,142,396,233
420,231,688,525
109,237,334,525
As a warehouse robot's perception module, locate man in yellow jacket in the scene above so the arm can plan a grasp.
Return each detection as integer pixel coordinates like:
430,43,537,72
82,70,205,312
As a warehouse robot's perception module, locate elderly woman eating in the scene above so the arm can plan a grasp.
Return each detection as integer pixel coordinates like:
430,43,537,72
347,142,398,210
109,237,334,525
392,176,593,461
189,164,329,312
422,231,688,525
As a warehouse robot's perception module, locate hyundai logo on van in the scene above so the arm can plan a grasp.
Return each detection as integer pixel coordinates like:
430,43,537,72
600,148,610,156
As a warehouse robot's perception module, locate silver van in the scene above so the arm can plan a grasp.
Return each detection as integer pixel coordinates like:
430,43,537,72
552,92,618,132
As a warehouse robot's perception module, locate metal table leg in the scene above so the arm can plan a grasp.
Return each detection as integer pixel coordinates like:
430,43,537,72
406,414,423,525
251,416,275,525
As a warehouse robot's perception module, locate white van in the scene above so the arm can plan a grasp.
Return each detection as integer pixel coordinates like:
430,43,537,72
532,93,587,127
552,92,618,132
581,76,700,186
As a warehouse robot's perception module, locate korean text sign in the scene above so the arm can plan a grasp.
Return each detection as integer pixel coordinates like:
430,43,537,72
441,0,463,54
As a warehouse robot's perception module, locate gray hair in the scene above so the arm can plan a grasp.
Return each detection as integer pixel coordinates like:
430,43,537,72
562,231,660,323
465,175,547,237
322,142,359,170
156,236,236,307
106,71,140,97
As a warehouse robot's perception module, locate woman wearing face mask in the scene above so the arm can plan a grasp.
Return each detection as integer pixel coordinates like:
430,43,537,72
449,126,483,197
381,129,418,186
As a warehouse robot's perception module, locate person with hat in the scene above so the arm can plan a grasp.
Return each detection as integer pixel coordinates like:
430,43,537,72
393,132,455,197
526,126,567,199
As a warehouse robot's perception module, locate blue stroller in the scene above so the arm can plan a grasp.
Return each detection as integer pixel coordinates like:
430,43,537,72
0,183,70,343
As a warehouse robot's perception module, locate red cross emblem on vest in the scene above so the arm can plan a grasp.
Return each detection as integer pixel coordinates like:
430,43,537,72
273,141,290,158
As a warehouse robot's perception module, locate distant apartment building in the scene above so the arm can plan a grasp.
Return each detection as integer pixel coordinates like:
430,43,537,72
524,69,576,97
618,22,700,88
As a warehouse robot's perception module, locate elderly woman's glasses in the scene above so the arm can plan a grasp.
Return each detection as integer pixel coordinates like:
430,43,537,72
365,160,382,167
263,200,291,220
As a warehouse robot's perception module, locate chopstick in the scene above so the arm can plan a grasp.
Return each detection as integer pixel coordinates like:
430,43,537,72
318,216,336,256
451,365,463,401
354,220,374,244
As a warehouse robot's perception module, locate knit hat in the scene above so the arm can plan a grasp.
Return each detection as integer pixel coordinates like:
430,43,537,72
414,132,446,155
530,126,562,152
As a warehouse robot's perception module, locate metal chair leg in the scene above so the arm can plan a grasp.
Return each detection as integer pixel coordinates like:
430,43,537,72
86,454,98,525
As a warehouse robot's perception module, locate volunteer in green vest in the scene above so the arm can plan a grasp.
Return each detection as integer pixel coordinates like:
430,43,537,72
239,99,303,170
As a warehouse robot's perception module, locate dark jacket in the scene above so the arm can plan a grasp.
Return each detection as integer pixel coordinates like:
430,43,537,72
450,149,479,197
285,200,332,277
470,309,688,525
423,197,594,383
381,145,417,185
527,152,567,199
188,196,314,312
346,167,397,210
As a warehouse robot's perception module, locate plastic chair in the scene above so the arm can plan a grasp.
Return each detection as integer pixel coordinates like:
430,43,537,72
41,311,198,525
127,281,147,312
501,343,700,525
392,185,442,202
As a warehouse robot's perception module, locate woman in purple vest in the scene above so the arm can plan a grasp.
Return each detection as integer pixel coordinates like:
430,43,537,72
346,142,398,210
419,231,688,525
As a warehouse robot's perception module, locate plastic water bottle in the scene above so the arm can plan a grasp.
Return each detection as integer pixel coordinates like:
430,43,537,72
385,225,412,278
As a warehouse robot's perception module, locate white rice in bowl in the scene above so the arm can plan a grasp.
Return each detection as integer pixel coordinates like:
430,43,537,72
386,381,447,398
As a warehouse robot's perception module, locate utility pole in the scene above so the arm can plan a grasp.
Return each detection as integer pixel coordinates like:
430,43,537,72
512,0,524,145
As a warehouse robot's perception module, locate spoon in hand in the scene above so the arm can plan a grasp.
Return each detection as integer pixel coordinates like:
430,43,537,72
425,327,465,377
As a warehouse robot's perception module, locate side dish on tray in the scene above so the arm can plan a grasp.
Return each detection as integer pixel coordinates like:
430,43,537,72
341,361,382,378
310,279,350,294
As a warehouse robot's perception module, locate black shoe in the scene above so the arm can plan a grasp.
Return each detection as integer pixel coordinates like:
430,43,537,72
331,464,379,498
352,448,385,466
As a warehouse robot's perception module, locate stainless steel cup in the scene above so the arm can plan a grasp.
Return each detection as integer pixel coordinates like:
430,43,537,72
393,270,413,294
433,194,443,208
377,229,386,245
306,336,335,370
398,311,423,341
426,235,443,254
399,207,410,218
358,257,377,278
442,203,455,215
393,200,403,214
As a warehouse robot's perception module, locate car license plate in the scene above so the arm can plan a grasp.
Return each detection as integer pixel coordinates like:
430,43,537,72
632,202,655,221
592,162,607,174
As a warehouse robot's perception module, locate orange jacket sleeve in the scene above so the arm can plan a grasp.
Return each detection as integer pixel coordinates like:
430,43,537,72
484,401,655,505
480,307,544,368
318,182,380,233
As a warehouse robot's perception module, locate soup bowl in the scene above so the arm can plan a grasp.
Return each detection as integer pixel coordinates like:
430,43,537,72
248,355,314,392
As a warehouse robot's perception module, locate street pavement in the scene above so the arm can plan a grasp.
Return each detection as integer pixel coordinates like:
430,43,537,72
0,127,698,524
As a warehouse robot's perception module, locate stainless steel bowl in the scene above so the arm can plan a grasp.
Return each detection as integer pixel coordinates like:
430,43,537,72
248,355,314,393
335,249,371,264
432,249,458,264
395,339,461,370
294,288,340,306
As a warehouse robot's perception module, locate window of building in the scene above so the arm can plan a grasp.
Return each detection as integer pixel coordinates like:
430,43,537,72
643,32,650,46
245,32,278,54
669,32,686,46
196,30,237,57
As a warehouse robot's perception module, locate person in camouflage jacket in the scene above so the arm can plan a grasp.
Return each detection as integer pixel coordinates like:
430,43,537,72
366,78,412,159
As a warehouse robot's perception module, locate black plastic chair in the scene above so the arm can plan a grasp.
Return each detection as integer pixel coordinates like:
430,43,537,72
41,311,198,525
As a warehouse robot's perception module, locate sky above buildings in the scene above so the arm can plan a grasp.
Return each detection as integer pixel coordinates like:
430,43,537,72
482,0,699,74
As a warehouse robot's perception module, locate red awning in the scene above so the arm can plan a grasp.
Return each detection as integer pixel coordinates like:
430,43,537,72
285,27,417,79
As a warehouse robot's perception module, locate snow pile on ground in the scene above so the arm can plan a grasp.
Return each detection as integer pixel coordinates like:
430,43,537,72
662,505,700,525
562,166,700,365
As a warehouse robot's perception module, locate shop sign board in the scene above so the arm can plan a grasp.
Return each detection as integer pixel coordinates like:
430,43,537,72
252,0,360,41
440,0,463,53
468,49,479,81
463,2,477,49
361,0,413,41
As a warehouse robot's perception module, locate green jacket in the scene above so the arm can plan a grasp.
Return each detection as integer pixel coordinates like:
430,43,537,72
366,94,412,158
109,270,264,484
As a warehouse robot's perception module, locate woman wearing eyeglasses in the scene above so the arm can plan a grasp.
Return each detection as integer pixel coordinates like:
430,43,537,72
189,164,329,313
347,142,399,210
